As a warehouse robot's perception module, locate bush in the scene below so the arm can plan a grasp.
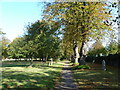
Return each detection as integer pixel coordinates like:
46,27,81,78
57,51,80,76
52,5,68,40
72,63,79,66
72,65,90,70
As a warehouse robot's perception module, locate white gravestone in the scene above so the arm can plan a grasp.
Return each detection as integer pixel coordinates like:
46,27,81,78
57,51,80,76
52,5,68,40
102,60,106,71
92,60,95,64
75,45,79,63
82,43,88,56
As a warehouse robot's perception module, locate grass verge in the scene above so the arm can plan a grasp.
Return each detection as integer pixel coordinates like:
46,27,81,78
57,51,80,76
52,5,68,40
1,61,64,89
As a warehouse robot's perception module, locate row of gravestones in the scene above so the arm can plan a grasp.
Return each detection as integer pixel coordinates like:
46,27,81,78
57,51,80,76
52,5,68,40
86,54,119,66
92,60,106,71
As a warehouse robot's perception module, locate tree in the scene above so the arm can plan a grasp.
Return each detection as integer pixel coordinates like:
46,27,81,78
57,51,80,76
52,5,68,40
43,2,113,64
8,37,26,59
106,41,118,54
0,33,10,59
24,20,61,61
88,40,108,56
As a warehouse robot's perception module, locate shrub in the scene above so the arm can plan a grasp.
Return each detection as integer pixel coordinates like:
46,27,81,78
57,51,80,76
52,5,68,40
77,65,90,69
72,63,79,66
72,65,91,70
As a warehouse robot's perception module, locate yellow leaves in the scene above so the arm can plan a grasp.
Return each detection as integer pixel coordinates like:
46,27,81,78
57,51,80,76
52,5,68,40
44,2,113,43
61,13,66,19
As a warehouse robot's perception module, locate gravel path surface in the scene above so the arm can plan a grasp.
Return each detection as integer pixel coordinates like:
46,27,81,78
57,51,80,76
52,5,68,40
54,61,79,90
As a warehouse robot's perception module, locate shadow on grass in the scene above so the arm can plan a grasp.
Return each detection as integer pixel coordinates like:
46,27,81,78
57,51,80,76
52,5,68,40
2,63,63,89
2,64,30,67
1,61,65,89
2,61,30,67
2,61,47,68
73,67,119,89
2,70,61,89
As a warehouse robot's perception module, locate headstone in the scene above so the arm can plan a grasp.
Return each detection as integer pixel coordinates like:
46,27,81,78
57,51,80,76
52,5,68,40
71,55,74,63
73,45,79,63
48,58,53,66
82,43,88,56
79,55,86,65
92,60,95,64
50,58,53,65
102,60,106,71
48,61,51,66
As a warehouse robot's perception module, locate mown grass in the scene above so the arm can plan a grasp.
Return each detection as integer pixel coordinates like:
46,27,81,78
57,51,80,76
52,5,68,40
73,63,120,89
1,60,64,89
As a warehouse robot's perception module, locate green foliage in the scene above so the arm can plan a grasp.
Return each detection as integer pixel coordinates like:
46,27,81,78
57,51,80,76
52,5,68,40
88,40,108,56
1,36,10,59
88,40,119,56
72,63,79,66
24,20,61,60
77,65,91,69
7,20,62,60
8,37,26,59
43,2,113,59
88,48,108,56
3,2,118,61
73,65,90,70
106,41,118,54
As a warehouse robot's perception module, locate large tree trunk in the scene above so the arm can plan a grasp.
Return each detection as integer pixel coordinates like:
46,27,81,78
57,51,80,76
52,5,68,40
79,41,87,65
73,44,79,63
78,2,88,65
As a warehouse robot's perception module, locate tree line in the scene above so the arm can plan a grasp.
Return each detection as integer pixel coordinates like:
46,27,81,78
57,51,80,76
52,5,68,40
0,21,62,61
1,1,119,64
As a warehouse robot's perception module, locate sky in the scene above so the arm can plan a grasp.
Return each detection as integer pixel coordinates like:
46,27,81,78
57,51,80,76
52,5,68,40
0,2,44,41
0,1,118,46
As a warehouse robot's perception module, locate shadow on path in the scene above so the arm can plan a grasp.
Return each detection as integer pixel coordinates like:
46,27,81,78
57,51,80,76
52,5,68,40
54,61,79,90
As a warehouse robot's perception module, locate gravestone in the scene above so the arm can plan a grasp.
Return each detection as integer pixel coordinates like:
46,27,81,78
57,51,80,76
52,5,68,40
79,42,88,65
102,60,106,71
48,58,53,66
50,58,53,65
73,45,79,63
82,43,88,56
71,55,74,63
92,60,95,64
79,55,86,65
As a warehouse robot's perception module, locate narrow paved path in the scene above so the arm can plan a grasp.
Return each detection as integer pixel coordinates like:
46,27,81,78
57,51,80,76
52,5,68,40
54,61,79,90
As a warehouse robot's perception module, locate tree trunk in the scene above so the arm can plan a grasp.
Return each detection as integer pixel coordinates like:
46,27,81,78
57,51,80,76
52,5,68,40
79,41,87,65
78,2,87,65
29,58,33,67
45,55,48,61
73,44,79,63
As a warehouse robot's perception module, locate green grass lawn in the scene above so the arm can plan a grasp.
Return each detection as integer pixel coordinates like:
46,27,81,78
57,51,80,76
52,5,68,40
73,63,120,89
1,60,64,89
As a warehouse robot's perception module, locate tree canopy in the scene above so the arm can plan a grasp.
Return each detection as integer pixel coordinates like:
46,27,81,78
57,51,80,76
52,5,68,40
2,1,119,62
8,20,62,61
43,1,115,63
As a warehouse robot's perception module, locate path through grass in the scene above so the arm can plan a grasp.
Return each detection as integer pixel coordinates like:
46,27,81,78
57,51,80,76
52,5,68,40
1,61,64,89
